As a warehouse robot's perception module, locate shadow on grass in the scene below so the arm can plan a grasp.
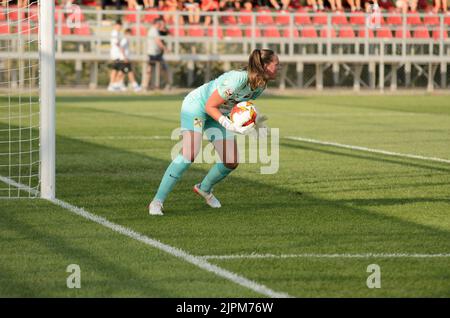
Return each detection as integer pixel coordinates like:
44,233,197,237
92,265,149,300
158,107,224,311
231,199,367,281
281,140,450,173
0,207,172,297
54,132,450,253
59,104,180,124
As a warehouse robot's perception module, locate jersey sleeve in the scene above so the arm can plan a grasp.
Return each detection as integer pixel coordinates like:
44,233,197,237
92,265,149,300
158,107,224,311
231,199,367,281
217,71,248,100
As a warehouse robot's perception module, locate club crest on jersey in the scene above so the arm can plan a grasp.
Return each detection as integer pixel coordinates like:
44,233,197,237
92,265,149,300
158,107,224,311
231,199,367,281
194,117,203,128
224,88,233,97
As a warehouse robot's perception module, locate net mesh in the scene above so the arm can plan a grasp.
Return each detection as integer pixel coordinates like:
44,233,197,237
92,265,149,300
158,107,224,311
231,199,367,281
0,0,40,198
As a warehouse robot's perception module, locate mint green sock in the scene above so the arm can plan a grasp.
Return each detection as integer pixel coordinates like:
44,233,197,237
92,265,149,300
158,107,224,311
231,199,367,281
154,154,191,202
199,163,234,193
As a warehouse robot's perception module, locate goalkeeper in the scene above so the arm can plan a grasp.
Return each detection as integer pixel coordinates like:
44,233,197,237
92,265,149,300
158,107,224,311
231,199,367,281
149,49,280,215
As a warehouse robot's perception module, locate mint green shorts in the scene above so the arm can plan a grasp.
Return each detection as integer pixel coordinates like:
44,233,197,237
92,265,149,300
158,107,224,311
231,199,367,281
180,96,235,142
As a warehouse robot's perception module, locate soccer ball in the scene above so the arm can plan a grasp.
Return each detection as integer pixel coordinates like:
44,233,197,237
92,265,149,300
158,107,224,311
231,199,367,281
230,101,257,127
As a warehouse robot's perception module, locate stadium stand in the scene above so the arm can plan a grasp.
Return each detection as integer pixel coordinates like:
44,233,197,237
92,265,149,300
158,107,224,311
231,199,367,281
0,1,449,90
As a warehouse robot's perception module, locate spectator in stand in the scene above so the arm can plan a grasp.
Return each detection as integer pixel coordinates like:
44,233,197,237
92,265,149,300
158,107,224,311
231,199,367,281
142,0,156,8
100,0,124,11
143,18,170,90
393,0,418,13
219,0,241,10
305,0,325,11
184,0,201,24
159,0,183,25
253,0,270,7
242,0,253,10
434,0,447,12
201,0,219,25
117,28,142,92
108,20,124,91
327,0,342,11
269,0,291,10
126,0,140,9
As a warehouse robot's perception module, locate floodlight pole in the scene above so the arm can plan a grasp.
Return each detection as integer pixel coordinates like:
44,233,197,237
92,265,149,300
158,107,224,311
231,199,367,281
39,0,56,199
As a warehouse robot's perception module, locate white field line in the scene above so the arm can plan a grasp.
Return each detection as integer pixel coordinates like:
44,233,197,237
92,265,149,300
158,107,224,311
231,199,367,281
0,176,291,298
285,136,450,164
72,136,171,140
200,253,450,260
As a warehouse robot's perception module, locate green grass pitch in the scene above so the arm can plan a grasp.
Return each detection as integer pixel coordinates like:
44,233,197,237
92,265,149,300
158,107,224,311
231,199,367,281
1,94,449,297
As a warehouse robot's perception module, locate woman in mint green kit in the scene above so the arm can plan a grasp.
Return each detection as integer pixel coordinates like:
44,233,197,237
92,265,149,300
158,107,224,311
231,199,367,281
149,49,280,215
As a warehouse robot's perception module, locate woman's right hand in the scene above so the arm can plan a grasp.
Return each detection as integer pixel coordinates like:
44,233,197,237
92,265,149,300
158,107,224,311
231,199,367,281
219,116,255,135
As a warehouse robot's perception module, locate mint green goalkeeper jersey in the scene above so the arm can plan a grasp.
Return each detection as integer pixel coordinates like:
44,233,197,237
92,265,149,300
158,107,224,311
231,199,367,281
185,69,265,115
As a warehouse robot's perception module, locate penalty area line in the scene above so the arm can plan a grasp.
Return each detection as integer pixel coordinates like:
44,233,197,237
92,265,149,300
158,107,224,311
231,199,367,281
200,253,450,260
0,175,291,298
285,136,450,165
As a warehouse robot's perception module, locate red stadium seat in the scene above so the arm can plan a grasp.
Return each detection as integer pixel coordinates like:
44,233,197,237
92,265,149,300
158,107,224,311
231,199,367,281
245,27,261,37
413,26,430,39
125,8,139,23
28,8,39,22
338,25,355,38
55,25,71,35
264,26,281,38
445,13,450,25
222,9,237,25
376,27,392,38
131,25,147,37
432,27,448,40
239,9,253,25
6,5,25,21
82,0,97,6
386,13,402,25
301,25,318,38
18,22,38,35
256,8,274,25
312,12,328,25
207,26,223,39
225,25,242,38
73,23,91,36
332,12,348,25
282,27,299,38
0,23,10,34
407,11,422,25
349,12,366,25
320,26,336,38
144,8,160,23
275,10,291,25
187,25,204,37
169,27,185,37
358,27,374,38
54,6,66,22
423,12,439,26
295,10,312,25
394,28,411,38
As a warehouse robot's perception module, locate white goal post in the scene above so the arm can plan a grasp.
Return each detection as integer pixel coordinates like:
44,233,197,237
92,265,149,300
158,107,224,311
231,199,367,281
0,0,55,199
39,0,56,199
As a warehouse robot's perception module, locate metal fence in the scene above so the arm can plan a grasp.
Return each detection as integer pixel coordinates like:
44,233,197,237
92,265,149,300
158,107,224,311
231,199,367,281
1,7,449,90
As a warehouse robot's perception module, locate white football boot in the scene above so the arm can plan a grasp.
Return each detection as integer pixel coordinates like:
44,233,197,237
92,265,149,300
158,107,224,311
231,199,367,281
148,199,164,216
193,184,221,208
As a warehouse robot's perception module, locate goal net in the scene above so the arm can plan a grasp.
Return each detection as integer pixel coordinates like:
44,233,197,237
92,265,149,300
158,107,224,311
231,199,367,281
0,0,55,199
